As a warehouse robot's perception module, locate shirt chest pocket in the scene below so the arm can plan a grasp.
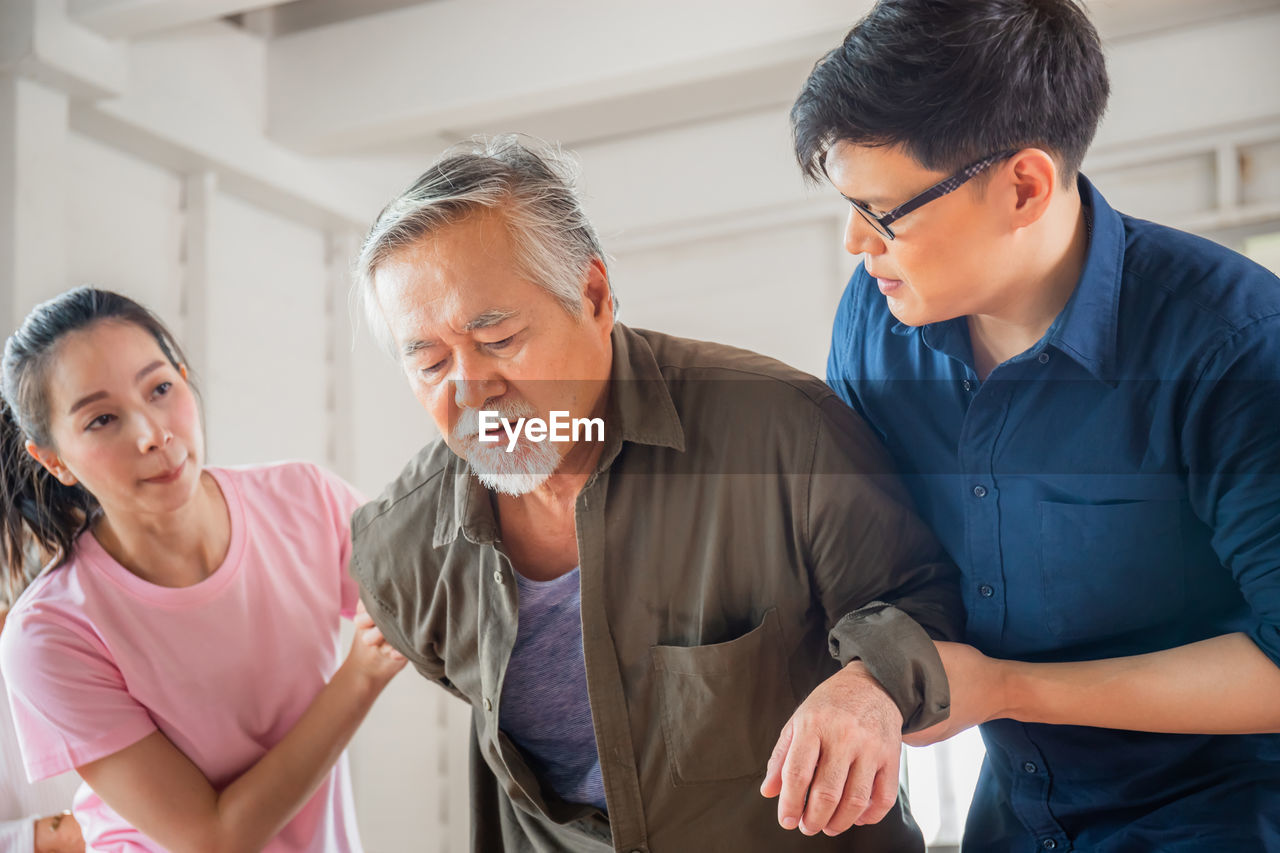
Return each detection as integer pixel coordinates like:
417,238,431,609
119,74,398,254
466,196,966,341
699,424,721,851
649,607,796,786
1038,499,1187,643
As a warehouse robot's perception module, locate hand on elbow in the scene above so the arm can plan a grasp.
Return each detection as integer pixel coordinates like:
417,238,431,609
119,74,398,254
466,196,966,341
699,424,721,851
904,641,1011,747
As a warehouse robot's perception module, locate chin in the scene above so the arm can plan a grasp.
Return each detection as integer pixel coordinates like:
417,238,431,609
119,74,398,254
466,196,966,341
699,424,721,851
886,296,958,328
885,299,927,327
461,437,563,497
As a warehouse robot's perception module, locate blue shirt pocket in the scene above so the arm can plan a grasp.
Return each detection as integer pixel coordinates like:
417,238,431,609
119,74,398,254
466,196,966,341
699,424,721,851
1038,499,1187,644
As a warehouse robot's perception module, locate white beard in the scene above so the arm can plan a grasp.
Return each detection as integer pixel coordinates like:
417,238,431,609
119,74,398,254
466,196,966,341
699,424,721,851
452,401,563,497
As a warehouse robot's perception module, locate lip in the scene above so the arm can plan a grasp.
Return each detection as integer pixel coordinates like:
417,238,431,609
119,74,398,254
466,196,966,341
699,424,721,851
144,457,186,484
875,277,904,295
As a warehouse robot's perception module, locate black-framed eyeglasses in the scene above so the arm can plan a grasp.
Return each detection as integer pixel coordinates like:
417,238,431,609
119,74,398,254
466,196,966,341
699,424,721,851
844,149,1018,240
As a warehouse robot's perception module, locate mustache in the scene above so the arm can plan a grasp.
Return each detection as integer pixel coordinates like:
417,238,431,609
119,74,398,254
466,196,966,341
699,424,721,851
452,399,538,441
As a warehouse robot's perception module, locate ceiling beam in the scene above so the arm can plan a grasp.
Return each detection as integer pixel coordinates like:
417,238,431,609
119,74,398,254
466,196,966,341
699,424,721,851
0,0,127,99
69,0,281,39
264,0,872,155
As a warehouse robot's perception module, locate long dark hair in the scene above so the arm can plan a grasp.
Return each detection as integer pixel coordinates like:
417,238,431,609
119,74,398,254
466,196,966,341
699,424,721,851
1,287,190,596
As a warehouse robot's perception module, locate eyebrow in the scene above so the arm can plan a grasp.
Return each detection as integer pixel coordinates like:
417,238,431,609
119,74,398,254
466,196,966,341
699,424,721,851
68,391,108,415
401,309,521,357
67,360,167,415
463,309,519,331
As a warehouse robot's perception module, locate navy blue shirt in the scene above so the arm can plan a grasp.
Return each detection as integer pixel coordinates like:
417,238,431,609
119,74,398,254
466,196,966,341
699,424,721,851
827,176,1280,852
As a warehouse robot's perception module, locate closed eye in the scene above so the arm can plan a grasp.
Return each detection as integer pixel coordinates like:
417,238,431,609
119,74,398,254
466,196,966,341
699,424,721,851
485,335,516,351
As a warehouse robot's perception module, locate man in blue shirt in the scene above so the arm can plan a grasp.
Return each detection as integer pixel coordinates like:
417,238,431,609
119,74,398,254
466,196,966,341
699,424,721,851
777,0,1280,849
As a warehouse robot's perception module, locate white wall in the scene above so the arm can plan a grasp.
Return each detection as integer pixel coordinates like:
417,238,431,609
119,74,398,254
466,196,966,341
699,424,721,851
202,191,329,464
65,133,185,322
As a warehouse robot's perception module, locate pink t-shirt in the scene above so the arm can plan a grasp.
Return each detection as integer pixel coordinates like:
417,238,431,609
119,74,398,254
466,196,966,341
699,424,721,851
0,462,365,852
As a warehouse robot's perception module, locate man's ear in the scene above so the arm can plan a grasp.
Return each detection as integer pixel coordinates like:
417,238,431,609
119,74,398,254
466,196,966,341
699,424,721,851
1006,148,1059,229
24,441,77,487
582,257,615,331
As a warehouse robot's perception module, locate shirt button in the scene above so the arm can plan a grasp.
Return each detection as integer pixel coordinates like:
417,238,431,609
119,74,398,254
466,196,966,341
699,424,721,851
1023,761,1038,773
483,697,493,712
493,570,504,584
962,379,973,391
1038,352,1050,364
978,584,994,598
1042,840,1057,850
972,484,988,498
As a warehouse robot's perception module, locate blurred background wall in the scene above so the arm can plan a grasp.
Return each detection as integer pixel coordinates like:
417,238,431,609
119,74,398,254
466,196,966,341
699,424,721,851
2,0,1280,849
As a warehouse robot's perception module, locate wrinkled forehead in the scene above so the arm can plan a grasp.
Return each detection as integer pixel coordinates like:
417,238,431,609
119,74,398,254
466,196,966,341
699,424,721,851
372,225,544,353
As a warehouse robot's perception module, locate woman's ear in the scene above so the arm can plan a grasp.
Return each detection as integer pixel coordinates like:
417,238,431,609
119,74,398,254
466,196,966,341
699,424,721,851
24,440,77,487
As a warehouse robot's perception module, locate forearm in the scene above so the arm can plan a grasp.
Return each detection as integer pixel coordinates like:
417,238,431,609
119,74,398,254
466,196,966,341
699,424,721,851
210,659,383,849
1001,632,1280,734
80,658,389,853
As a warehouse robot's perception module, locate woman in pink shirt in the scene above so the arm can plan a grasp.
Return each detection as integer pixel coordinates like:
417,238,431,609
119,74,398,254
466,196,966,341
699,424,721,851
0,286,406,852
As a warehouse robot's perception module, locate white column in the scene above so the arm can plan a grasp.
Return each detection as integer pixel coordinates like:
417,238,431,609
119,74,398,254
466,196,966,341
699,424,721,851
0,74,70,333
324,229,361,479
180,172,217,379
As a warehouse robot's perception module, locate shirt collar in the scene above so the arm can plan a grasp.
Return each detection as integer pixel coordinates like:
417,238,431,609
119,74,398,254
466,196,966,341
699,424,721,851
602,323,686,457
433,457,497,549
1042,174,1123,383
432,322,685,548
891,173,1123,383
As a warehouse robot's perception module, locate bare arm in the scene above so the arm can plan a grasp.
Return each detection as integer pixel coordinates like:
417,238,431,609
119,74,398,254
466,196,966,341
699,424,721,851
76,606,404,853
1008,632,1280,732
906,633,1280,747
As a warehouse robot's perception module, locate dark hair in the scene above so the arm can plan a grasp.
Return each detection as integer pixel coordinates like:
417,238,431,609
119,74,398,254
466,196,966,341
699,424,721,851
791,0,1110,183
1,287,189,595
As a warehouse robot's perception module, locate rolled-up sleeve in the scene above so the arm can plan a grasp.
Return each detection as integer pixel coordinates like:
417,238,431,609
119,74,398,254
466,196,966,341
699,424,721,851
1183,318,1280,667
806,394,963,732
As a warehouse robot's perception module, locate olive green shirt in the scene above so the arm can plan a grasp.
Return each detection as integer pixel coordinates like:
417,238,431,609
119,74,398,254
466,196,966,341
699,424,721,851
350,324,961,853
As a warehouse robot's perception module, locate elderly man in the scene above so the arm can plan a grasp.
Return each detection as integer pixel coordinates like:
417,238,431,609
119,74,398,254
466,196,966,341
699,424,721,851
348,136,959,852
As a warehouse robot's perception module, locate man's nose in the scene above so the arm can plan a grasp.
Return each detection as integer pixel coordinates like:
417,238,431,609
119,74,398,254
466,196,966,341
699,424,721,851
453,377,500,410
844,207,889,257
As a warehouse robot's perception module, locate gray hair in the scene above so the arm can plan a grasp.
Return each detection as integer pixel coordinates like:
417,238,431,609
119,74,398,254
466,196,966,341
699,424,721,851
354,134,615,356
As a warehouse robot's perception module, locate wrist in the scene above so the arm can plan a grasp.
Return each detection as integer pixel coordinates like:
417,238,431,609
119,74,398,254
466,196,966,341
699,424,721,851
992,657,1023,722
841,659,905,728
334,657,389,701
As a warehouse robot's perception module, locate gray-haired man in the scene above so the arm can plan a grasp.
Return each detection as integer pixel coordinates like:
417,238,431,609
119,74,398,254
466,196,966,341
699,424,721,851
348,135,960,852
